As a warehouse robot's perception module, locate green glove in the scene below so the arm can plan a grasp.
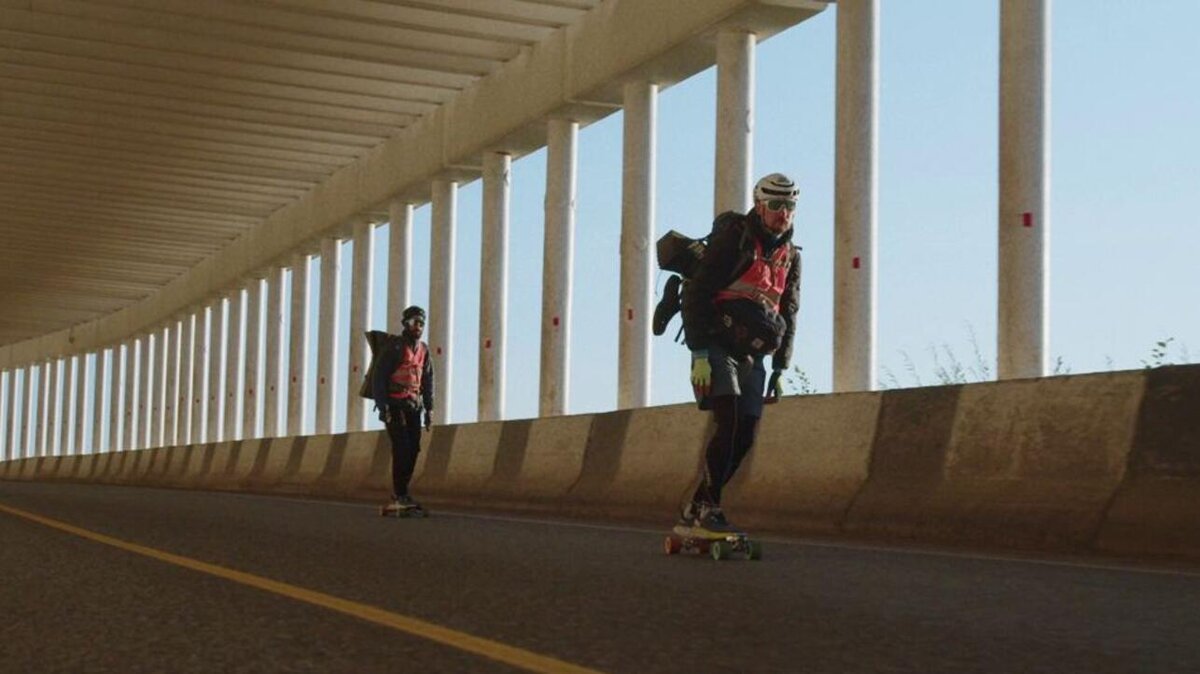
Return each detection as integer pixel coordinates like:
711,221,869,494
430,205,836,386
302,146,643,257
765,369,784,403
690,350,712,398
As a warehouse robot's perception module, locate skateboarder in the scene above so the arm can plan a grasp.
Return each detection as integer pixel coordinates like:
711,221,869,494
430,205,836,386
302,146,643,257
371,305,435,515
676,173,802,537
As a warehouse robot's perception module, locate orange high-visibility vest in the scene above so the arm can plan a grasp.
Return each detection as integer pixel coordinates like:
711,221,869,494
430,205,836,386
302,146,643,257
388,342,427,400
714,237,791,312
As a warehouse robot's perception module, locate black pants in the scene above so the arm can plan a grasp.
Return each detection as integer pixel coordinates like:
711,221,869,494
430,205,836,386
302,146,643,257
692,395,760,506
384,405,423,499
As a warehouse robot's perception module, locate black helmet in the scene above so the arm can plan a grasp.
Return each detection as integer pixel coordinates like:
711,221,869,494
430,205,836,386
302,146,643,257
402,306,426,324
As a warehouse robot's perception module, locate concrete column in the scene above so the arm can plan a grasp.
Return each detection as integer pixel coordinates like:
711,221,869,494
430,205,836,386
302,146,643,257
347,220,374,432
191,309,209,445
123,340,137,451
177,316,194,445
92,350,107,453
540,119,577,418
1,369,10,458
998,0,1050,380
316,238,341,435
619,82,657,409
430,180,457,426
243,279,263,440
22,366,35,458
36,362,49,455
224,289,244,441
110,346,124,452
387,199,414,334
264,267,284,437
137,335,152,449
834,0,879,393
46,358,61,455
287,253,310,436
71,355,86,454
714,30,755,215
207,299,225,443
478,152,510,422
149,328,165,448
165,320,181,447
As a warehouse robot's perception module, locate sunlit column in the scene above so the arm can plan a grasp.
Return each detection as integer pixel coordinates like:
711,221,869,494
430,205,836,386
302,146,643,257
138,334,152,449
110,346,124,452
165,320,181,447
123,340,137,451
178,316,195,445
47,358,61,455
287,253,310,437
243,278,263,440
387,199,414,334
430,180,457,425
479,152,510,422
192,307,210,444
998,0,1050,380
22,365,35,458
207,298,225,443
36,362,49,455
149,328,166,448
264,267,284,438
92,350,107,453
71,355,87,454
619,82,656,410
540,119,577,418
224,289,244,441
348,219,374,432
715,30,755,215
834,0,879,393
1,370,11,460
316,237,341,435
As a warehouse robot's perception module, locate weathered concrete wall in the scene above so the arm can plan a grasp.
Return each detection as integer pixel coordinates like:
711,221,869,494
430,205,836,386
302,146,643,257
4,365,1198,562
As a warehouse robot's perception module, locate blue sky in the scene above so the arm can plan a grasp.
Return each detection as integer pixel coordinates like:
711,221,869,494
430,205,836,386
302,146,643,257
4,2,1199,452
360,1,1199,425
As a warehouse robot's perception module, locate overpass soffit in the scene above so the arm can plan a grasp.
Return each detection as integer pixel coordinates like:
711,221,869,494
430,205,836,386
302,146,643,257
0,0,827,367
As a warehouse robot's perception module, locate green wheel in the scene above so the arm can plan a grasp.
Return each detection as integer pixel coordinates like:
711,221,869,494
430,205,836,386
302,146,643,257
710,540,730,561
746,540,762,561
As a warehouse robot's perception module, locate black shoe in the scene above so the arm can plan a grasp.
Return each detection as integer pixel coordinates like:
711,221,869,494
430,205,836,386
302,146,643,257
397,494,424,511
653,274,683,336
695,504,739,535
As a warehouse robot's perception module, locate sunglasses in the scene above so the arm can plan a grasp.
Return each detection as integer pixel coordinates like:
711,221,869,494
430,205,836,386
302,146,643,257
404,319,425,328
765,199,797,212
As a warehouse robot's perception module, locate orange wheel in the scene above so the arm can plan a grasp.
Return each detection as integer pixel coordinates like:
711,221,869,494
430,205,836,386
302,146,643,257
664,535,682,555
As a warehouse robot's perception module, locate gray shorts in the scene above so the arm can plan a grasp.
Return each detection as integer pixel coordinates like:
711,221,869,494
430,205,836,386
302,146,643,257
706,343,767,418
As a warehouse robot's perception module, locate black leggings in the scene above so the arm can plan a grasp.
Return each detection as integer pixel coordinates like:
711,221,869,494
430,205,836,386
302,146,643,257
385,406,423,498
692,395,760,506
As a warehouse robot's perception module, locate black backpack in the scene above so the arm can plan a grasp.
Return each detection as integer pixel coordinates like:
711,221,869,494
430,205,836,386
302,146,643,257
652,211,744,339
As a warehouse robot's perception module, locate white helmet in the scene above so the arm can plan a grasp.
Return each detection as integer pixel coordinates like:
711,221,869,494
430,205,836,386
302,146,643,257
753,173,799,203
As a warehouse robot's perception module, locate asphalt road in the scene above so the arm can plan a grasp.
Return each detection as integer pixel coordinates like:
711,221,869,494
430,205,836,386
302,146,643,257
2,481,1198,673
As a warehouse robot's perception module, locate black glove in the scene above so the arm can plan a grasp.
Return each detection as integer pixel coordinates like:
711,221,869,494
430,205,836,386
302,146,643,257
423,409,432,431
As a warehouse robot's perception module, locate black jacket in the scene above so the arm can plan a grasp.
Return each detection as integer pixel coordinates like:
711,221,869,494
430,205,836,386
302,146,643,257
680,209,802,371
370,333,435,413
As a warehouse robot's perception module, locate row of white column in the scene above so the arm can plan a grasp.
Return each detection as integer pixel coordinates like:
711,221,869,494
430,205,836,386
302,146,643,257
0,1,1047,460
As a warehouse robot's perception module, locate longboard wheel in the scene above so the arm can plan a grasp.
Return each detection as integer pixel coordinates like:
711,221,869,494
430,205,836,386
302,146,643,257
710,540,730,561
664,535,682,555
746,540,762,561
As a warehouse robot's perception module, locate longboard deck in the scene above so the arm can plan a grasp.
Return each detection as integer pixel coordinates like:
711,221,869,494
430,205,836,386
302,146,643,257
665,528,761,561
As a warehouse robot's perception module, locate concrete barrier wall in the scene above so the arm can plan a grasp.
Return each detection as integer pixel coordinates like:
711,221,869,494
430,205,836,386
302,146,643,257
3,364,1198,562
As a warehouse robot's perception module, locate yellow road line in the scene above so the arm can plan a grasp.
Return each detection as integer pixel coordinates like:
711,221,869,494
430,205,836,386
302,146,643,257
0,502,604,674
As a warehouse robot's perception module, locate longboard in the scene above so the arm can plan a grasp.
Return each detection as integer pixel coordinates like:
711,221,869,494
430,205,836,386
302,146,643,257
665,527,761,561
378,503,429,519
